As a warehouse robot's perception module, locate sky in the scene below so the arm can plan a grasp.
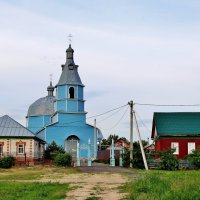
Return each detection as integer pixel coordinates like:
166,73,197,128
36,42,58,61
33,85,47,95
1,0,200,142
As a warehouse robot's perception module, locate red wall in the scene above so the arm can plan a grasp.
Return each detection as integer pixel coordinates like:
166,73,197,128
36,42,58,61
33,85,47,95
155,138,200,159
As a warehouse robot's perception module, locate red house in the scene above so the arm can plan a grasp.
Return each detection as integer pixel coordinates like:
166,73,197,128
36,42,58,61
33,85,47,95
151,112,200,159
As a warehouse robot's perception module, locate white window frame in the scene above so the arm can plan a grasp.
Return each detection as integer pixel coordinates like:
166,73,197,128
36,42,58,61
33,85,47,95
18,144,24,154
188,142,195,154
171,142,179,155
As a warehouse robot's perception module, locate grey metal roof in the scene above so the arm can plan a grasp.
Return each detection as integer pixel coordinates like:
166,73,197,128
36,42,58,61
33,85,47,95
57,46,84,86
27,96,55,117
0,115,36,137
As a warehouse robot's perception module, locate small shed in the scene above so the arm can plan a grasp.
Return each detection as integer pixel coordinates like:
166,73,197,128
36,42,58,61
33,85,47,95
0,115,45,164
151,112,200,159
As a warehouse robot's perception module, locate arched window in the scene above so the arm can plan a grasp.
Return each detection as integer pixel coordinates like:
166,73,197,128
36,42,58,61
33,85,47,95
69,87,75,99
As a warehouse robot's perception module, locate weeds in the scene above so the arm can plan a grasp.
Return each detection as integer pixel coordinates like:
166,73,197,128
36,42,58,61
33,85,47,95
121,171,200,200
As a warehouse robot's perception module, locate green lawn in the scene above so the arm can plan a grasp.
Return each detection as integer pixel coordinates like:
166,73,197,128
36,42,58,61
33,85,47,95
0,166,80,199
0,166,80,180
121,170,200,200
0,181,70,200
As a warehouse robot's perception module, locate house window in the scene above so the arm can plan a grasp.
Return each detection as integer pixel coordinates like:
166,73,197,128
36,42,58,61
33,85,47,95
188,142,195,154
69,87,75,99
171,142,179,154
18,144,24,154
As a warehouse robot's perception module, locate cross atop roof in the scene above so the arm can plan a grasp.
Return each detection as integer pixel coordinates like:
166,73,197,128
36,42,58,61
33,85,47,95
68,34,72,44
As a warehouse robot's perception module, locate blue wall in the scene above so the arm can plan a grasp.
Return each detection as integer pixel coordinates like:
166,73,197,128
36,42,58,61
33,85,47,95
28,115,51,133
45,124,95,157
57,113,86,126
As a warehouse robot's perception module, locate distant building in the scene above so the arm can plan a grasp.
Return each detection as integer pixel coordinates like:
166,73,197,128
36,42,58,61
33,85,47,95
114,138,130,149
0,115,45,164
151,112,200,159
26,45,103,160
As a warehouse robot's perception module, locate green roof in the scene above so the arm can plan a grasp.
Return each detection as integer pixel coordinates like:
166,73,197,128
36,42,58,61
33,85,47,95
154,112,200,135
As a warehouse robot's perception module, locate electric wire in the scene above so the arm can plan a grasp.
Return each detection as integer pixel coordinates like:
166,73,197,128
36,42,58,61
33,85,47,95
135,103,200,107
134,110,151,134
100,106,129,131
97,105,127,124
0,103,128,128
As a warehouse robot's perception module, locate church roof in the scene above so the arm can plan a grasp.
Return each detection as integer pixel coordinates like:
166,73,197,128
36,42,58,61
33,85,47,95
0,115,44,141
27,96,55,117
57,45,84,87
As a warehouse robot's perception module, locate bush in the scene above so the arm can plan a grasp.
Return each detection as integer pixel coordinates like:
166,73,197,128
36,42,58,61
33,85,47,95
54,153,72,167
123,141,148,169
0,156,15,168
158,149,179,170
44,141,65,160
187,148,200,169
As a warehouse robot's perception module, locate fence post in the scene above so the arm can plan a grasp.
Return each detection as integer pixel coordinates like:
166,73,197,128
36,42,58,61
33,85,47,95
77,141,80,167
119,150,123,167
88,138,92,166
110,139,115,167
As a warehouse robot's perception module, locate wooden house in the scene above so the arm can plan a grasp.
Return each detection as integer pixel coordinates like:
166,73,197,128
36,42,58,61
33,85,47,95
151,112,200,159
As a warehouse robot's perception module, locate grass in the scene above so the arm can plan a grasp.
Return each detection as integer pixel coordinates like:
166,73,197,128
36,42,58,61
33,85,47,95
0,165,80,180
121,170,200,200
0,166,82,199
85,197,101,200
0,181,70,200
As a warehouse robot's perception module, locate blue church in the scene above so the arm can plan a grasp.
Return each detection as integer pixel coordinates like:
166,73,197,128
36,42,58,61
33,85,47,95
26,44,103,159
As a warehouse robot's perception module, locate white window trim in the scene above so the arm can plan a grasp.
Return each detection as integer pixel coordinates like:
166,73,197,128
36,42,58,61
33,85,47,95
18,144,24,154
171,142,179,155
188,142,195,154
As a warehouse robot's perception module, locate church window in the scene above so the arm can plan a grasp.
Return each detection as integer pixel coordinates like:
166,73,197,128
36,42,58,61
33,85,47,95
69,87,75,99
18,144,24,154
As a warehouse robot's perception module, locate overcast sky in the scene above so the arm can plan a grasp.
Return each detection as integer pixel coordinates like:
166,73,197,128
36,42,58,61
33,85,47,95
1,0,200,141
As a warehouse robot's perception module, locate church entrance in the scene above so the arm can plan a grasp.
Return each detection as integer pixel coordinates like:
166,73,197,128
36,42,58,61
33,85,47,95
65,135,79,161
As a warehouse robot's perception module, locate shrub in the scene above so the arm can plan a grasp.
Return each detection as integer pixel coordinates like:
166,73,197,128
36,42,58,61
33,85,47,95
158,149,179,170
187,148,200,169
44,141,65,160
0,156,15,168
54,153,72,167
123,141,148,169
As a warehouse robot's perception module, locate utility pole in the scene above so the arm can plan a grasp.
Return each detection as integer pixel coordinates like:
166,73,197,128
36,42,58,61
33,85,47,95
133,111,149,170
128,101,133,168
94,119,97,160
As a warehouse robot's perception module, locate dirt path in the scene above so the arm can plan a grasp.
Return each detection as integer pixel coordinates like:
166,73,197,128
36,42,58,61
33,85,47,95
28,172,132,200
65,173,129,200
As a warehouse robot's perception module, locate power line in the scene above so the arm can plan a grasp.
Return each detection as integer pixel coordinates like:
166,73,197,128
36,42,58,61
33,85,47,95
0,103,128,128
100,106,129,131
135,103,200,107
97,106,127,124
60,103,128,125
134,110,151,134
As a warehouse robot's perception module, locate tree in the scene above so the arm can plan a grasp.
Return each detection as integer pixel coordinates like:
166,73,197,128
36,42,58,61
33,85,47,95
123,140,148,169
187,148,200,169
44,141,65,159
100,134,119,150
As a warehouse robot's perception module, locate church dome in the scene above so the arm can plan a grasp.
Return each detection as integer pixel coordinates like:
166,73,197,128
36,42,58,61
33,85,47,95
27,96,55,117
27,82,55,117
